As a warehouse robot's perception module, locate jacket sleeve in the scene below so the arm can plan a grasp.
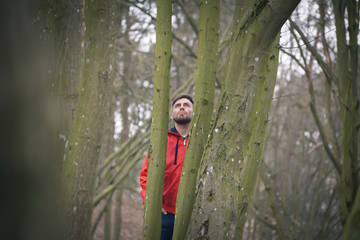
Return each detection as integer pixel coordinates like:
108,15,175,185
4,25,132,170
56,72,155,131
139,154,149,204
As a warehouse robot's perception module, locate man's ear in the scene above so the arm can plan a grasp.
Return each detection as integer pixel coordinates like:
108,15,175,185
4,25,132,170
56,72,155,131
170,113,173,120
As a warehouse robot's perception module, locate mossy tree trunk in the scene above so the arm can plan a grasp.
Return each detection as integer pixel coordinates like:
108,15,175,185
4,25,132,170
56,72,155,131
60,0,114,239
141,0,172,239
185,0,300,239
342,187,360,240
332,0,359,224
50,0,83,143
173,1,220,239
38,0,83,176
97,1,120,239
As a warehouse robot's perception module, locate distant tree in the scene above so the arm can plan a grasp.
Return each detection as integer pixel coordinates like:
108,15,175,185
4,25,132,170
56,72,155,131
332,0,359,224
111,2,132,239
342,187,360,240
284,0,359,229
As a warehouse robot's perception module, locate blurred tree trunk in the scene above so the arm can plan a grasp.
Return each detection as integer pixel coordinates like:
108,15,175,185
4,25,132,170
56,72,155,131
185,0,300,239
113,2,132,239
1,1,61,239
173,0,220,239
141,0,172,239
38,0,83,176
98,1,122,239
60,0,114,239
260,167,286,240
332,0,359,223
342,187,360,240
104,194,112,240
102,101,116,240
319,0,341,160
50,0,83,148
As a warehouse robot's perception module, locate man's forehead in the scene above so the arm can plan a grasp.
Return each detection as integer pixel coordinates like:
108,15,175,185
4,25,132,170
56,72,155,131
173,98,192,105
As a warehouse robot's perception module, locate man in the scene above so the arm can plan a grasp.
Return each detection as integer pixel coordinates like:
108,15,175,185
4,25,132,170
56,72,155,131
140,93,193,240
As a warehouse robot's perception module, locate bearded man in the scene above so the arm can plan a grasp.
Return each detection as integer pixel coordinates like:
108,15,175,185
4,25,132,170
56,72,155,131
140,93,193,240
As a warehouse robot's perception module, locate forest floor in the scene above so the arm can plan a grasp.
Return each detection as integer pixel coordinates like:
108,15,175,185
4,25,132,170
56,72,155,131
92,190,144,240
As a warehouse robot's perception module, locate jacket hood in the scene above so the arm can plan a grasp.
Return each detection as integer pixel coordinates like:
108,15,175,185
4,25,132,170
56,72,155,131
169,126,181,136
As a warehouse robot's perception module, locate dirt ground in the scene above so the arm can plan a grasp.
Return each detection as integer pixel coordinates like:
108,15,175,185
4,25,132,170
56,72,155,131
92,191,144,240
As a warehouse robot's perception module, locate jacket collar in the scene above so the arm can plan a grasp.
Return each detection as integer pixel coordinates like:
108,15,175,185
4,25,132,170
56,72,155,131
169,126,189,137
169,126,178,133
169,126,183,137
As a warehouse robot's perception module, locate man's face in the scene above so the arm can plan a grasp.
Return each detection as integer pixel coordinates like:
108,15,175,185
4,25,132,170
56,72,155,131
171,98,193,124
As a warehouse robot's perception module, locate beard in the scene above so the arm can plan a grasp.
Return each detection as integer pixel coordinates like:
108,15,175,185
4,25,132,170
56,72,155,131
173,115,191,124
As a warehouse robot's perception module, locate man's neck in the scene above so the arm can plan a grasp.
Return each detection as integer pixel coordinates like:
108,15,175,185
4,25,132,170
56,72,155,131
175,122,191,136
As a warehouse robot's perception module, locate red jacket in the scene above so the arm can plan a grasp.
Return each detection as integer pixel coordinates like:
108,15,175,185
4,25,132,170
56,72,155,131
139,127,188,214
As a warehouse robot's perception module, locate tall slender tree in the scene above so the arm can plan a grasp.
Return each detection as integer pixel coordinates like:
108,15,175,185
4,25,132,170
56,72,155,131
112,3,132,239
173,0,220,239
342,187,360,240
141,0,172,239
332,0,359,223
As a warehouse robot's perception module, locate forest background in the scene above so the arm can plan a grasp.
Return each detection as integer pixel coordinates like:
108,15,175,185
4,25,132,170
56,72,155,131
1,0,359,239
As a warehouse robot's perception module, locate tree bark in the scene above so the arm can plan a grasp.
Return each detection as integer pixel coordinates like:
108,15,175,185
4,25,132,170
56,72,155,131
50,0,83,143
141,0,172,239
173,1,220,239
38,0,83,180
332,0,359,223
185,0,300,239
60,0,114,239
342,187,360,240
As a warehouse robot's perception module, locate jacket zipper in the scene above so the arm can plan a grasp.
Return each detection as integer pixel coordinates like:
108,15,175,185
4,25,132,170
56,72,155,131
174,137,179,165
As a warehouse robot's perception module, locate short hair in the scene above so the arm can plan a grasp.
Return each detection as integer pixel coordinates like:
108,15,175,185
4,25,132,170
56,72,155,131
171,93,194,106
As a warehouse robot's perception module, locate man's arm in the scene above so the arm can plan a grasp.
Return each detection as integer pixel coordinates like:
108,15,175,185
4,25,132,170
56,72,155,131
139,154,149,204
140,154,167,214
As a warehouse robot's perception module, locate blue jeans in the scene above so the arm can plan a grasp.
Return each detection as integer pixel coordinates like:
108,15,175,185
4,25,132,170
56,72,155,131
161,212,175,240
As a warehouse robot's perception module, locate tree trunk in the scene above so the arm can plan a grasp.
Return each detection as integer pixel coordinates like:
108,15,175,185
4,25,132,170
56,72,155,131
104,194,112,240
342,187,360,240
1,1,61,239
113,3,132,237
141,0,172,239
38,0,83,178
98,0,120,238
332,0,359,223
260,166,286,240
60,0,114,239
51,0,83,145
173,1,220,239
185,0,300,239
